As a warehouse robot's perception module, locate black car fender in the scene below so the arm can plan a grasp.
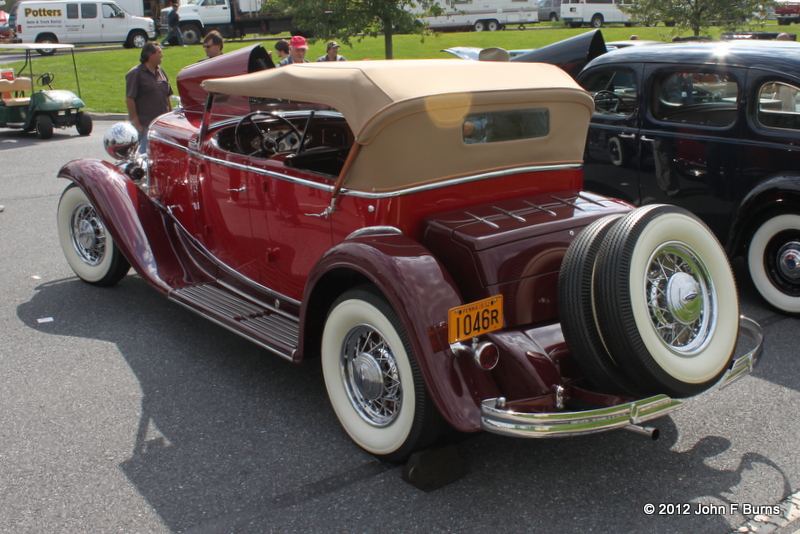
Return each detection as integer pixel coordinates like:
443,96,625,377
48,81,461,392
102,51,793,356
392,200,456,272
728,172,800,256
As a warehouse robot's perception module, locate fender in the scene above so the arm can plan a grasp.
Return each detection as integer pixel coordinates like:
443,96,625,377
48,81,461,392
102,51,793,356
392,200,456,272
58,159,213,295
727,173,800,256
298,233,501,433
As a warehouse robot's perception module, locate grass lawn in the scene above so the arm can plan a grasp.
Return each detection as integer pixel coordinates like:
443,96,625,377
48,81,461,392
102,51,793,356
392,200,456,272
0,23,773,114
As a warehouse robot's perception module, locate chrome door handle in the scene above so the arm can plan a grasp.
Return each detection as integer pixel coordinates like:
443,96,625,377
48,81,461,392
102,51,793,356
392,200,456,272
227,186,246,192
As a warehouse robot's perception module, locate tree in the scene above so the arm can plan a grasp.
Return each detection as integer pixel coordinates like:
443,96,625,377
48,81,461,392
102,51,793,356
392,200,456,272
264,0,444,59
621,0,776,37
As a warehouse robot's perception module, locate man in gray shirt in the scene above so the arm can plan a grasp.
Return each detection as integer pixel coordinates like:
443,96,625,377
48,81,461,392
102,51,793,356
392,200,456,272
125,43,173,152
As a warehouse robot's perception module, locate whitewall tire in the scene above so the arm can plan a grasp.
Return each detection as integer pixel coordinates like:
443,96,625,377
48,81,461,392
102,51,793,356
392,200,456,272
747,213,800,313
57,185,130,286
321,286,440,461
593,205,739,397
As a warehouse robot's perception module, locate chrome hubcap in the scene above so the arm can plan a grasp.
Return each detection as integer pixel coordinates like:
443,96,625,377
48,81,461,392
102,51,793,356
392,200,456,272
646,242,715,355
341,325,402,427
666,272,702,324
70,202,107,266
778,242,800,281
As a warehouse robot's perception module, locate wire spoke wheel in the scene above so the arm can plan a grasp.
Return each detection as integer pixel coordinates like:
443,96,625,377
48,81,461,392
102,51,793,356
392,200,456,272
57,185,130,286
645,243,714,354
341,324,403,427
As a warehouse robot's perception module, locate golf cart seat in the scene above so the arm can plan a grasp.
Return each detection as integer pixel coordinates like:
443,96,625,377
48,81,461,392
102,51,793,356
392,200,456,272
0,77,32,106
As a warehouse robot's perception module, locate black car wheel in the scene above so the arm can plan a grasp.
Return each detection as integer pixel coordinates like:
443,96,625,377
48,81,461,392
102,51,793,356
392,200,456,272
126,30,148,49
321,286,441,461
748,213,800,313
57,184,130,286
76,112,93,136
35,115,54,139
35,34,57,55
592,205,739,398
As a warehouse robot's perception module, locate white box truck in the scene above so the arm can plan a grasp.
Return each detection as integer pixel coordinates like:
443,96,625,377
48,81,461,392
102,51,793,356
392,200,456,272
160,0,296,46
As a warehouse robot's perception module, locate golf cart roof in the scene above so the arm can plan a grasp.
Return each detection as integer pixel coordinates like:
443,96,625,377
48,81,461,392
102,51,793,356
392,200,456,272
0,43,75,51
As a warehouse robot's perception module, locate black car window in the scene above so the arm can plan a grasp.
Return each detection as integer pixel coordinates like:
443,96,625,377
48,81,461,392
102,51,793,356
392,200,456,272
581,69,637,117
652,71,737,127
757,82,800,131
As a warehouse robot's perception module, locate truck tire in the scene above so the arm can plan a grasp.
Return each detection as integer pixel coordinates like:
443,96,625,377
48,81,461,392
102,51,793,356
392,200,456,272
125,30,148,49
181,24,202,45
35,34,58,56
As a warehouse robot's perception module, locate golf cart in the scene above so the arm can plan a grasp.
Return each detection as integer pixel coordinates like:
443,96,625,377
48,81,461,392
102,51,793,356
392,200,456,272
0,43,92,139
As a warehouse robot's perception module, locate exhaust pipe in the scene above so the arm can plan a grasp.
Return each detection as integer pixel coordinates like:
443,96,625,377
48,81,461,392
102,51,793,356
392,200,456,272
623,424,660,440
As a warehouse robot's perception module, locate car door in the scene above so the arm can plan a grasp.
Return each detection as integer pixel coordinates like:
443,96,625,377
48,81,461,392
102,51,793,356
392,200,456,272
77,2,102,42
199,146,262,283
578,63,644,204
638,64,744,240
251,167,334,302
63,3,83,43
196,0,230,25
100,2,127,42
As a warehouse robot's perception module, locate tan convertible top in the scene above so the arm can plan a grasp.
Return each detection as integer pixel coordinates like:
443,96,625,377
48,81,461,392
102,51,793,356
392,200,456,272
202,60,595,192
202,60,591,140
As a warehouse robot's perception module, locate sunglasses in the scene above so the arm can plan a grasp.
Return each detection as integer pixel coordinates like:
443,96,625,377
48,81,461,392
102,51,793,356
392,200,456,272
203,44,217,48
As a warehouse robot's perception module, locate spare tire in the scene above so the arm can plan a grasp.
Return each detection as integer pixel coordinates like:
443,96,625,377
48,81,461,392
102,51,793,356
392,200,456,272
593,205,739,398
559,214,643,395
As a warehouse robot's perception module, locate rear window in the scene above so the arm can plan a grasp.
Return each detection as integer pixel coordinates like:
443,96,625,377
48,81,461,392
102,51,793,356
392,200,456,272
756,81,800,131
652,71,738,127
463,109,549,144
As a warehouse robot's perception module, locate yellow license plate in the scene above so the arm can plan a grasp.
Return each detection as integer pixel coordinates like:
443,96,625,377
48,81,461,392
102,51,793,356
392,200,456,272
448,295,503,344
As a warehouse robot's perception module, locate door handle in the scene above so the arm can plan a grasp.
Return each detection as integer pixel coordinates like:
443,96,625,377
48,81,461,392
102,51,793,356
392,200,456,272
640,135,656,143
618,133,636,139
227,186,246,192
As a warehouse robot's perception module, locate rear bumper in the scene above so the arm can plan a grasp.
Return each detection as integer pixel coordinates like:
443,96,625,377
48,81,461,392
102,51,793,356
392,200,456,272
480,315,764,438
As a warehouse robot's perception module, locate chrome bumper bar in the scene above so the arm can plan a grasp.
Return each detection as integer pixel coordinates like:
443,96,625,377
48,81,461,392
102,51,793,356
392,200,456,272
480,316,764,438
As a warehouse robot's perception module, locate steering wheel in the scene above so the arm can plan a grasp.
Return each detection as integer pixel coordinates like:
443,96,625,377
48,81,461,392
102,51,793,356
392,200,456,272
234,111,302,157
37,72,55,88
594,90,627,113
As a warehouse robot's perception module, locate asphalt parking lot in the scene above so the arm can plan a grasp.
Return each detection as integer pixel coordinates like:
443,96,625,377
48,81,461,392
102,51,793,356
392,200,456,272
1,120,799,534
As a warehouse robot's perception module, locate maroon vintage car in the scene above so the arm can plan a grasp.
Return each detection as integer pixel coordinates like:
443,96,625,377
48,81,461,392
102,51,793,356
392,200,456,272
56,45,762,461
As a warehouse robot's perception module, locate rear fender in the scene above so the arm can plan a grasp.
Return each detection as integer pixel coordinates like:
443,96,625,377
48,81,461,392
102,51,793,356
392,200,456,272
728,173,800,256
299,233,502,432
58,159,210,295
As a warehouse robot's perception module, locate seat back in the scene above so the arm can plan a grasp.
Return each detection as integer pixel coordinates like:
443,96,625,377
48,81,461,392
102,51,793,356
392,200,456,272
0,77,33,107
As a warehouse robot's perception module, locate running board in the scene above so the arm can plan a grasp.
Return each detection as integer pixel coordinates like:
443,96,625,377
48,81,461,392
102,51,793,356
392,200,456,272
169,283,299,361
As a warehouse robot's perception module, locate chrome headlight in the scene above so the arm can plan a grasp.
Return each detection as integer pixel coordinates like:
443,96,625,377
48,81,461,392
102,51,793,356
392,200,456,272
103,122,139,160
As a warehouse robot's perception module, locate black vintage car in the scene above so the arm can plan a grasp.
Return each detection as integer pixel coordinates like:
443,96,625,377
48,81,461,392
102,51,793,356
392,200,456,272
576,40,800,314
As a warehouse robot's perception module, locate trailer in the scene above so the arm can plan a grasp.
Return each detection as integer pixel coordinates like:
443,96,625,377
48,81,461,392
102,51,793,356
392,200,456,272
417,0,539,32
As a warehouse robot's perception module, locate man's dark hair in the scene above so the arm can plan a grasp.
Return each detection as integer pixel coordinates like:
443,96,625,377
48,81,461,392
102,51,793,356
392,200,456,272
140,42,160,63
204,30,223,49
275,40,289,54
